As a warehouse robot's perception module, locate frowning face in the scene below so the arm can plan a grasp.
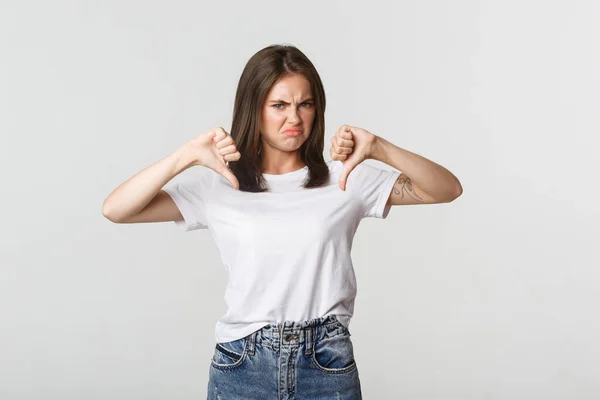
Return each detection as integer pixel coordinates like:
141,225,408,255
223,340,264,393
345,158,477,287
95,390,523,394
260,73,316,158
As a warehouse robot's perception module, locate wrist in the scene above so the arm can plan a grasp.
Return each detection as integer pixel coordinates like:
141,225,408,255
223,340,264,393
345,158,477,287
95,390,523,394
171,144,197,173
369,135,389,163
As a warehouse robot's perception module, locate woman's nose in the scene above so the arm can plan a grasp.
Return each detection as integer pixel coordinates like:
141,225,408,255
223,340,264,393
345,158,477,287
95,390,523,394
287,108,301,123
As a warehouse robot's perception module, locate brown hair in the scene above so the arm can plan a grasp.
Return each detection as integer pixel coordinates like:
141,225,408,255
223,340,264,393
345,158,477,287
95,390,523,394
228,44,329,192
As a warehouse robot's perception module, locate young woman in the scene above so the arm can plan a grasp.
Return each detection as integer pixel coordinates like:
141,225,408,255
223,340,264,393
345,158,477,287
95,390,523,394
103,44,462,399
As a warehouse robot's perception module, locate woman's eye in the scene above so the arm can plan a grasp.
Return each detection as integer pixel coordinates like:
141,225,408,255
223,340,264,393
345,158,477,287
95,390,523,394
272,103,312,109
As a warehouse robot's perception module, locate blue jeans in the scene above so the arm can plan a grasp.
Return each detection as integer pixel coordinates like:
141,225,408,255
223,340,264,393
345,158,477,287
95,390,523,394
207,314,362,399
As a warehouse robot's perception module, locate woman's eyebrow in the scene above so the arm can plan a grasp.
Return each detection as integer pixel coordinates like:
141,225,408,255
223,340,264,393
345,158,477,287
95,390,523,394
268,98,314,104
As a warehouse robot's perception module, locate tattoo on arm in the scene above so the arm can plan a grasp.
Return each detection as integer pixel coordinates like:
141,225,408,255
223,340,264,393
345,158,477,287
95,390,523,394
392,175,424,202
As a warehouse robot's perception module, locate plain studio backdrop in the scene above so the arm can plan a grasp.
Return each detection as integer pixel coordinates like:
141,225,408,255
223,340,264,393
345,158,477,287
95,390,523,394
1,0,598,399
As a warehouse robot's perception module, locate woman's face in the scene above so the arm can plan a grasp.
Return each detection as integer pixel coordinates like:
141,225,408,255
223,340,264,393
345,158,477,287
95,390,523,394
260,73,316,156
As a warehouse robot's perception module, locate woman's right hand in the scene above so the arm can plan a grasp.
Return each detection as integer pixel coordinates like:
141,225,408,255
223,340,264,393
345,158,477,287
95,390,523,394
185,127,241,190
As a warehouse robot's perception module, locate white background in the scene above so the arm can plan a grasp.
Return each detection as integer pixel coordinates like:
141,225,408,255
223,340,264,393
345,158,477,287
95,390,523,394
1,0,598,398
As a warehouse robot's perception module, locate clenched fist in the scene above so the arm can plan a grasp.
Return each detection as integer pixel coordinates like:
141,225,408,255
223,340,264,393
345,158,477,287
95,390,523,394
186,127,241,190
329,125,378,191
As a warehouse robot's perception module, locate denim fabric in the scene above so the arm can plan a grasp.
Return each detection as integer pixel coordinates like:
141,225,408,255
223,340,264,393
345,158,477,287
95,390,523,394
207,315,362,399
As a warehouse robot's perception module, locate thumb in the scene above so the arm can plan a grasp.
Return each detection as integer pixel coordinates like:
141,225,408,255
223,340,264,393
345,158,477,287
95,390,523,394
221,167,240,190
338,161,357,191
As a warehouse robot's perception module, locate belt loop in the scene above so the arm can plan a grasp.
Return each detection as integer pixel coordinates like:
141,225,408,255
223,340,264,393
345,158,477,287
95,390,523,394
247,330,256,355
304,326,313,355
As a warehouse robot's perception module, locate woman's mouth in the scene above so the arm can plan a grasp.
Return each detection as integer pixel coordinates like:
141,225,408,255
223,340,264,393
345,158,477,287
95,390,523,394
282,129,302,137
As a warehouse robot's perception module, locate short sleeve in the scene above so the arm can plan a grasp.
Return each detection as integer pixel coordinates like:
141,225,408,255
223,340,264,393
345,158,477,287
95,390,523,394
347,162,401,219
162,173,211,231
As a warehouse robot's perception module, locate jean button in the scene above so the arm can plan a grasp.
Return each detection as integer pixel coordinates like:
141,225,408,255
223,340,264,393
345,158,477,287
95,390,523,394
286,334,299,341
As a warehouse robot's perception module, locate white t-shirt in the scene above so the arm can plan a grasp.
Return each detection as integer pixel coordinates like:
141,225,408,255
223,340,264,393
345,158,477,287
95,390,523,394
163,159,400,343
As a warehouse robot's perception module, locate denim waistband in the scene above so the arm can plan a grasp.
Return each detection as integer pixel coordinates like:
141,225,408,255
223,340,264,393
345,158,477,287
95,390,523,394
246,314,348,356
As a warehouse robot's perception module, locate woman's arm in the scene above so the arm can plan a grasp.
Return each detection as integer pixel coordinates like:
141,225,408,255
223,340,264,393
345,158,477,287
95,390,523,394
102,144,196,223
372,136,463,205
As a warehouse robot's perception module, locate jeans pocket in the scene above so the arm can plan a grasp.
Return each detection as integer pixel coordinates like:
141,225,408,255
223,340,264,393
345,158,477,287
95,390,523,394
211,337,247,370
311,333,357,374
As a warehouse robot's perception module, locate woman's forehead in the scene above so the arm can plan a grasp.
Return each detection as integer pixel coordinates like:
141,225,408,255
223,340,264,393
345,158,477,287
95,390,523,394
267,74,312,99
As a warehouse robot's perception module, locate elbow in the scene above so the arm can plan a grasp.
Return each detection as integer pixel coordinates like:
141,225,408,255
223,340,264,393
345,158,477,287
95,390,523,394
102,201,122,223
448,181,463,202
440,180,463,203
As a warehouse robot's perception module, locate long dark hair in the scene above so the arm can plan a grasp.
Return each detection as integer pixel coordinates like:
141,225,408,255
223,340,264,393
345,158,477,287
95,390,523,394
228,44,329,192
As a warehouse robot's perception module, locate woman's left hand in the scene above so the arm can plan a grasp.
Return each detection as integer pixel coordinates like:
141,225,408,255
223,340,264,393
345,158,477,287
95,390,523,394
329,124,378,191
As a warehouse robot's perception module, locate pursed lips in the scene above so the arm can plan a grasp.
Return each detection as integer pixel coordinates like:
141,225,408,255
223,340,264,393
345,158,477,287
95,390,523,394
282,129,302,135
